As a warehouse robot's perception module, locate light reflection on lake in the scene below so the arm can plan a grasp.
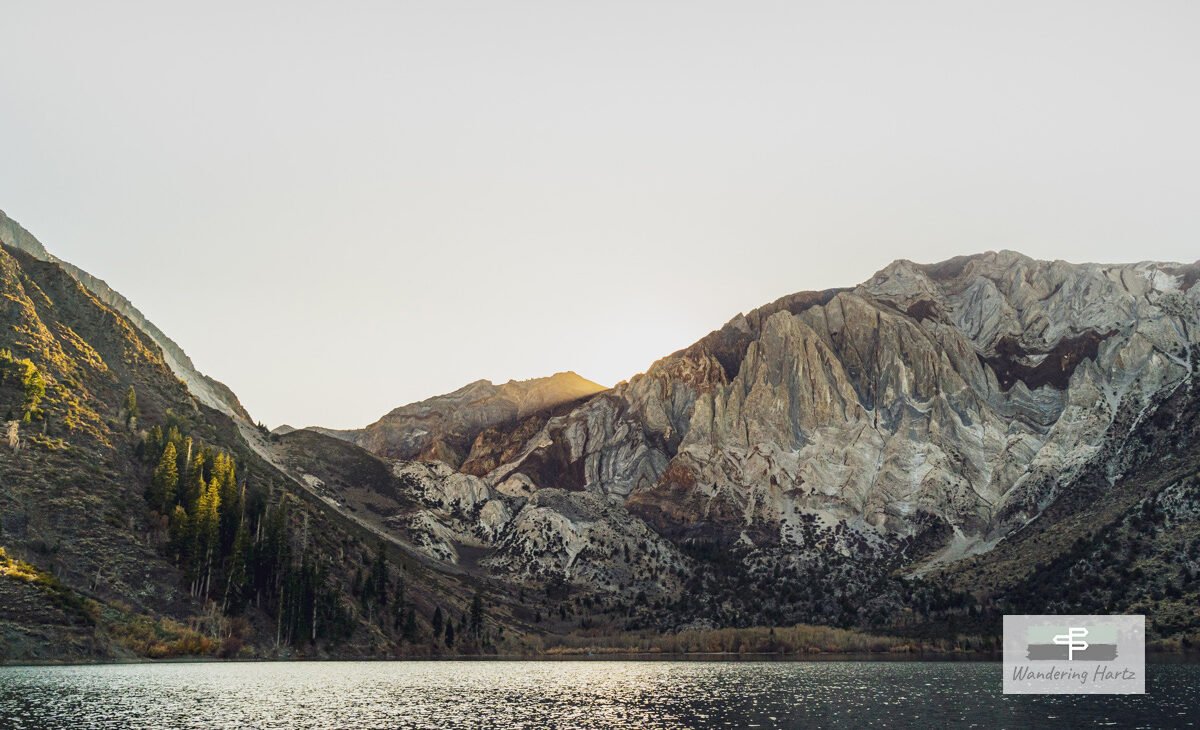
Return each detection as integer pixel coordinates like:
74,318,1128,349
0,660,1196,728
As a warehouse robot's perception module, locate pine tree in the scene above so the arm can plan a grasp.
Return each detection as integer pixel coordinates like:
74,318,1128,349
470,592,484,638
222,520,252,615
168,505,189,561
19,360,45,418
393,596,405,631
165,425,182,451
123,385,138,427
369,542,389,608
214,451,241,552
193,477,222,599
432,606,444,638
444,620,455,649
403,608,418,642
151,442,179,513
183,450,206,512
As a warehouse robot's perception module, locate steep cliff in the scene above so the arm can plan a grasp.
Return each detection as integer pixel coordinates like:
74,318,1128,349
320,251,1199,636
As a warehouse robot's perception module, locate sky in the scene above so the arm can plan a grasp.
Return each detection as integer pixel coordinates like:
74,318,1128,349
2,1,1198,429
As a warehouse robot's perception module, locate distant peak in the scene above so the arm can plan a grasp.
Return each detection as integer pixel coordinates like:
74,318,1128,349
549,370,605,387
870,251,1042,284
497,371,606,390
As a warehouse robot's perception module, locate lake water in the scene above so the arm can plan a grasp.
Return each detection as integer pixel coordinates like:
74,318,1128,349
0,660,1196,728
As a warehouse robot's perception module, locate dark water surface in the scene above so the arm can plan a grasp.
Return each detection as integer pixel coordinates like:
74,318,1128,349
0,660,1196,729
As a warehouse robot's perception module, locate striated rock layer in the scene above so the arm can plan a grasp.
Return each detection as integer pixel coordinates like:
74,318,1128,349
319,251,1198,621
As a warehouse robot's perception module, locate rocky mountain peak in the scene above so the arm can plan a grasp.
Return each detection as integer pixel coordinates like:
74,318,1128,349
321,370,607,464
439,250,1197,565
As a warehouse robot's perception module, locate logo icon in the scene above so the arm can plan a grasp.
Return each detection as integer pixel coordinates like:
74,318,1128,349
1004,615,1144,694
1054,627,1088,660
1024,625,1118,661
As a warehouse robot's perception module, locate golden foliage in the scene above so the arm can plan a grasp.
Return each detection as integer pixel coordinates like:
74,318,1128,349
542,623,998,655
106,615,218,659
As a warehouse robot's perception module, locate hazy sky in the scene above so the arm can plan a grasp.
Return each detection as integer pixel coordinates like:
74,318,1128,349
2,2,1198,428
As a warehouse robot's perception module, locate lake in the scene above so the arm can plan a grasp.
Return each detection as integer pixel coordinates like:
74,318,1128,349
0,660,1196,728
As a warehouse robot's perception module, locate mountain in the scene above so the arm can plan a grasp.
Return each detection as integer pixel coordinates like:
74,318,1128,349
305,250,1200,640
4,205,1199,660
0,210,251,424
313,372,607,466
0,217,524,662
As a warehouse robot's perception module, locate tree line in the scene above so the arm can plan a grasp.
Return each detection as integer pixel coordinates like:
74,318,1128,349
141,421,354,647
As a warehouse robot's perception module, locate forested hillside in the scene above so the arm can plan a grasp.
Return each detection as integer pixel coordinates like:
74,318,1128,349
0,244,501,661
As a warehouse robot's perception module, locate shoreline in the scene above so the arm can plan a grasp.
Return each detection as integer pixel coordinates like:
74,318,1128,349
6,650,1200,668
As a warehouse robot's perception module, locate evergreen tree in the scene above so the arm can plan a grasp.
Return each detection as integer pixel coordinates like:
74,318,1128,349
193,477,222,598
168,505,189,560
444,620,455,649
164,425,182,452
183,450,206,512
137,424,368,650
470,592,484,638
123,385,138,426
19,360,45,419
368,542,389,608
222,520,252,615
403,608,418,642
432,606,444,638
213,452,241,552
393,596,405,631
151,442,179,513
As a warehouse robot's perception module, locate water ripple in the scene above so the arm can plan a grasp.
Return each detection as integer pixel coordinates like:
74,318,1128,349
0,661,1195,729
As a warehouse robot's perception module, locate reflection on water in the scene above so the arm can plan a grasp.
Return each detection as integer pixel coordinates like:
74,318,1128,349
0,660,1196,729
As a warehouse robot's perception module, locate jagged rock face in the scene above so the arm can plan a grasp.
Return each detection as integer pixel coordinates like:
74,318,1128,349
307,251,1196,620
247,249,1199,636
384,460,684,595
442,252,1198,564
322,372,607,466
287,252,1192,614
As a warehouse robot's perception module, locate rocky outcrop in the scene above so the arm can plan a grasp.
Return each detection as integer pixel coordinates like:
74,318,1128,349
339,251,1197,613
615,253,1197,551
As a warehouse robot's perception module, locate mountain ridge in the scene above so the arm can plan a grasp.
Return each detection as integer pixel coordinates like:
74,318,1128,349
0,209,252,424
312,370,608,466
304,246,1199,638
3,206,1199,660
